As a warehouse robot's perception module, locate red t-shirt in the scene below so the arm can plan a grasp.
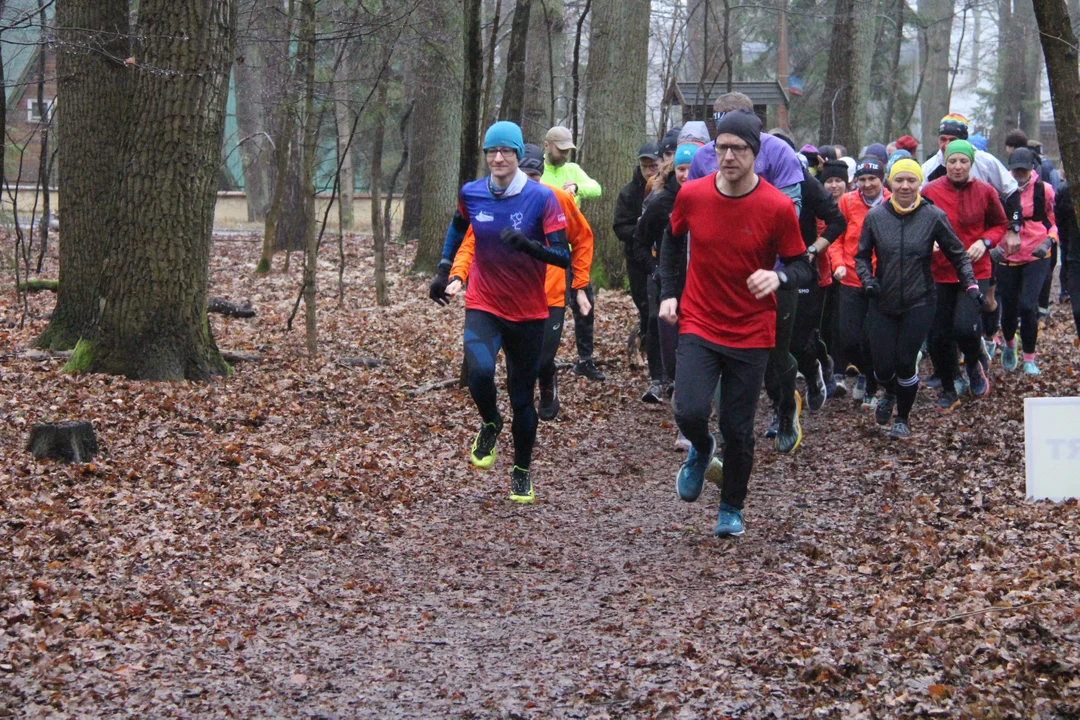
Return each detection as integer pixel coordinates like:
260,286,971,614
670,174,806,349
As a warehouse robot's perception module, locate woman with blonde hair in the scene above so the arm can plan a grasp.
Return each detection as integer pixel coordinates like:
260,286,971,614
854,159,976,440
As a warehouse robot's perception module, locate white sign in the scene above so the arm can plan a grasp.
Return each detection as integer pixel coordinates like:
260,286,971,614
1024,397,1080,501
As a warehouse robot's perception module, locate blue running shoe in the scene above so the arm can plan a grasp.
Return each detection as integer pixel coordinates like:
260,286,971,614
954,373,970,397
823,356,837,398
677,436,715,502
1023,360,1041,375
764,411,779,439
968,361,990,398
713,503,745,537
1003,343,1019,372
924,374,943,390
978,340,991,376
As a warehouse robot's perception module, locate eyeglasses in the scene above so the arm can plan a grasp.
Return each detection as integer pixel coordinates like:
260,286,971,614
715,143,752,157
485,147,516,158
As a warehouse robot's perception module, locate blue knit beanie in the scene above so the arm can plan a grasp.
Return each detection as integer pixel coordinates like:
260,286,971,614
885,149,912,177
483,121,524,160
674,144,697,167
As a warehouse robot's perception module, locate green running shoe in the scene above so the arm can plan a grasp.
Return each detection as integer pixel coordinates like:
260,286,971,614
470,418,503,469
509,465,535,504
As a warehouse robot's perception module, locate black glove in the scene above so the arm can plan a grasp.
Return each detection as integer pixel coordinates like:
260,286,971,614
863,279,880,299
1032,237,1054,260
966,285,984,303
500,227,531,253
428,267,451,306
989,245,1006,264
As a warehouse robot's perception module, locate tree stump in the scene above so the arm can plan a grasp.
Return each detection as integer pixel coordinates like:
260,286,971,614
26,421,99,463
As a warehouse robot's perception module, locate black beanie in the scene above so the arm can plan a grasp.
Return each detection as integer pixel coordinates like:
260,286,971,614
854,155,885,180
519,143,545,172
714,111,762,155
660,127,681,153
821,160,849,183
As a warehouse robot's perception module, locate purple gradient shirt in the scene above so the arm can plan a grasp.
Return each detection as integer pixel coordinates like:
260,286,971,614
687,133,805,188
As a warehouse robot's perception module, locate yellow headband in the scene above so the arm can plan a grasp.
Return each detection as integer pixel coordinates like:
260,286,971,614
888,158,923,184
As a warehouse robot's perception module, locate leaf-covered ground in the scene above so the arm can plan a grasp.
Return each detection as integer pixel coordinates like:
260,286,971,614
2,234,1079,719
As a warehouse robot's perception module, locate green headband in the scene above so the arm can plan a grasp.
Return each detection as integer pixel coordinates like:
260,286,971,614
945,139,975,165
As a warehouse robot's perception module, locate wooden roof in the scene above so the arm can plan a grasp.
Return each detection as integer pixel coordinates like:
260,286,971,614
673,81,790,108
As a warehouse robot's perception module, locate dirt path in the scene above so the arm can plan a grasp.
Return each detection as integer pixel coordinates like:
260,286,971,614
3,236,1079,718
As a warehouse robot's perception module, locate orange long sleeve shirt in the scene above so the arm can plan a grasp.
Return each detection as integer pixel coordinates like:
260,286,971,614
450,184,592,308
828,189,888,288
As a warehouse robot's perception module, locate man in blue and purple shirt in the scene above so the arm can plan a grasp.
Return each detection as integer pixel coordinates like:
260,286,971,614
428,121,570,504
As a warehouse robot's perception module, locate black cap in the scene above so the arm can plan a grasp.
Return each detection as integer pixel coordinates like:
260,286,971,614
714,111,762,156
854,156,885,180
1008,147,1037,171
638,141,662,160
821,160,849,183
520,143,545,172
660,127,681,153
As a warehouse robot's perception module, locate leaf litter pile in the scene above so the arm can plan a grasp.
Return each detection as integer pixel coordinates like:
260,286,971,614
2,233,1079,719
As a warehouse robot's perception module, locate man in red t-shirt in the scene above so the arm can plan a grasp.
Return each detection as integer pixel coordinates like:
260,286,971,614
658,111,811,537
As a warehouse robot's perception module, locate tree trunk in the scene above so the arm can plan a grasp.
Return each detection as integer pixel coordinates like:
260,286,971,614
1020,0,1043,138
401,74,424,240
385,101,413,249
918,0,953,155
990,0,1041,152
522,0,563,143
0,1,5,217
372,81,389,306
299,0,319,355
1033,0,1080,188
818,0,855,146
35,0,129,350
35,0,51,274
579,0,651,288
847,0,879,147
234,2,271,222
335,64,355,231
882,0,907,141
257,0,298,273
570,0,590,143
277,144,309,258
480,0,503,130
460,0,484,184
819,0,878,147
87,0,235,380
499,0,532,124
410,0,464,273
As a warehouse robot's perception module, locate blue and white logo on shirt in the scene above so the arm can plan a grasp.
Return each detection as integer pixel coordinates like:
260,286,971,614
476,211,495,222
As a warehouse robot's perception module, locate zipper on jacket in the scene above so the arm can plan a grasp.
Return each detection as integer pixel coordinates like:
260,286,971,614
899,211,906,308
